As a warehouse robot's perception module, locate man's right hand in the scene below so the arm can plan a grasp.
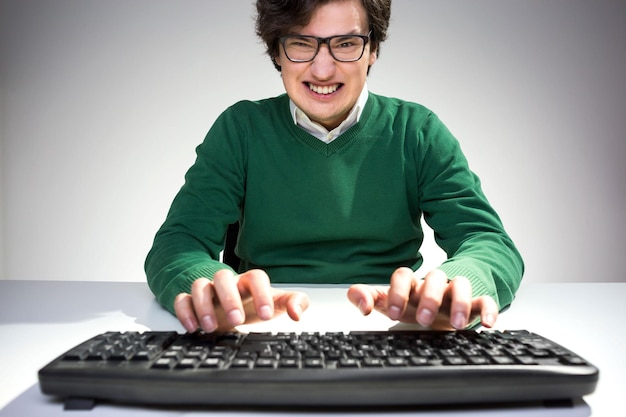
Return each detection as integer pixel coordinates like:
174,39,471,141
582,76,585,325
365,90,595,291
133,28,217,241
174,269,310,333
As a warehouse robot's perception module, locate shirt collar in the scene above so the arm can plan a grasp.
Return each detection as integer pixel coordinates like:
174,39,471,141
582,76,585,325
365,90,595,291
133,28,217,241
289,83,369,143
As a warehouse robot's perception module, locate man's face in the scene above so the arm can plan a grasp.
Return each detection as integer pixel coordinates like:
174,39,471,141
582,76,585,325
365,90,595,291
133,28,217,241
275,0,377,130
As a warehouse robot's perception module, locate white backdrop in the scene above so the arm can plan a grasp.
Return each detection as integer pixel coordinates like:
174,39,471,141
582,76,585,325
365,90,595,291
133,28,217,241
1,0,625,283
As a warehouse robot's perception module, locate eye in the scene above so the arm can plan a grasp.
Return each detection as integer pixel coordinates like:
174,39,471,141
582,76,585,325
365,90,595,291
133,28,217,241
286,37,317,50
331,36,360,49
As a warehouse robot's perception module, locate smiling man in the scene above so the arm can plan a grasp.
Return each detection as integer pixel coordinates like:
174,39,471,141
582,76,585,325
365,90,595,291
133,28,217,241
145,0,524,333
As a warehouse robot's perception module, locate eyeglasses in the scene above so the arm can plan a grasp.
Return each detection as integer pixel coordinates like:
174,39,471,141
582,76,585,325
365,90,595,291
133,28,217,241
279,32,371,63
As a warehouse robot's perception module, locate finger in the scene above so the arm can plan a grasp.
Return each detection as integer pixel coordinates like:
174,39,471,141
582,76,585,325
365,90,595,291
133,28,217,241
387,267,416,320
284,291,311,321
174,292,199,333
189,277,218,332
472,295,499,328
446,276,472,330
237,269,274,321
416,269,449,327
346,284,377,315
269,289,310,321
212,269,245,327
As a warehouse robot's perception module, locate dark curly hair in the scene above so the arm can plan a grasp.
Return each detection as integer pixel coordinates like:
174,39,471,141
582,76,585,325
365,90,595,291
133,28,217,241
255,0,391,71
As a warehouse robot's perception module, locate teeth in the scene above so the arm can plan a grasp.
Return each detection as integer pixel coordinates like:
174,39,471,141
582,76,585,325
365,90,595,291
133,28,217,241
309,83,339,95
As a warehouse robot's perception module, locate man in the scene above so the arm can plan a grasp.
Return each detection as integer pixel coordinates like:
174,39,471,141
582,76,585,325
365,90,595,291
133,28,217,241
145,0,524,333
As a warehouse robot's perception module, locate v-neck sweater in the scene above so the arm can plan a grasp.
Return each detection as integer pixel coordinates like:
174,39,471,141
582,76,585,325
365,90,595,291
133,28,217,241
145,93,524,315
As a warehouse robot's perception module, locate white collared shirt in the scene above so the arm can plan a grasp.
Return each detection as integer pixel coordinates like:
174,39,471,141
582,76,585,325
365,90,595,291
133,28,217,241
289,84,369,143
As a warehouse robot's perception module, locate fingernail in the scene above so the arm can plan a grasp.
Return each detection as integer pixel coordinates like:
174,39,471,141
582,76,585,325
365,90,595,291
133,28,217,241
259,305,272,320
483,313,496,328
228,309,244,326
388,305,402,320
293,303,303,318
357,300,367,315
183,318,198,333
201,315,216,332
452,312,466,330
418,309,433,326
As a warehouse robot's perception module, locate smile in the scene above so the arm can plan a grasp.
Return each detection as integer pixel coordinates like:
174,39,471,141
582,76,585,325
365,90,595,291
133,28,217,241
308,83,340,95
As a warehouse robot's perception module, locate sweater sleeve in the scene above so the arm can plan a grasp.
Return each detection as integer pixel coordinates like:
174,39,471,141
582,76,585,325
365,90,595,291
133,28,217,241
415,113,524,310
145,106,248,315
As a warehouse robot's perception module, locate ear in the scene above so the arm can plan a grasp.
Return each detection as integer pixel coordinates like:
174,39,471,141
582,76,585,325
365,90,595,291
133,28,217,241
273,54,282,69
368,49,377,67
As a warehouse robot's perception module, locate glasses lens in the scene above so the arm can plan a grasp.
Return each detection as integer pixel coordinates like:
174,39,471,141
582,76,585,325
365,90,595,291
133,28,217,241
283,37,318,61
329,36,366,61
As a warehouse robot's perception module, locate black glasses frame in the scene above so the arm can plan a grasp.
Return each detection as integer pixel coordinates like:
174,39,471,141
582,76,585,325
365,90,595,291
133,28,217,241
279,32,371,63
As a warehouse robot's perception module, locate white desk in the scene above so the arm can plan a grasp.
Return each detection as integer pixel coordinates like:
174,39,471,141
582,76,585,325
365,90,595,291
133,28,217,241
0,280,623,416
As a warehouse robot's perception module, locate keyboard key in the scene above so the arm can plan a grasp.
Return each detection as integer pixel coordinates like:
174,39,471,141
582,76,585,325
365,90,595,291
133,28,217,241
278,358,299,368
339,358,360,368
386,357,406,366
152,358,174,369
363,357,384,367
515,356,538,365
443,357,468,365
304,358,324,368
255,358,277,368
491,356,516,365
176,358,198,369
468,356,491,365
409,357,433,366
199,358,221,368
230,358,251,368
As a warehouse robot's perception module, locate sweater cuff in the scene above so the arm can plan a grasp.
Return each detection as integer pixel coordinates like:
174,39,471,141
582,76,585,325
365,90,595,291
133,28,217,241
436,261,500,309
156,263,236,316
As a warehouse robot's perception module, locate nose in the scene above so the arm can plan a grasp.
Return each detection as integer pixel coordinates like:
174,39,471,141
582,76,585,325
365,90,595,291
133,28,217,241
310,44,335,79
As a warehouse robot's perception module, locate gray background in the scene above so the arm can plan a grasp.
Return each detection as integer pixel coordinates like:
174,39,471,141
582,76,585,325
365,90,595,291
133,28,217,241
1,0,625,284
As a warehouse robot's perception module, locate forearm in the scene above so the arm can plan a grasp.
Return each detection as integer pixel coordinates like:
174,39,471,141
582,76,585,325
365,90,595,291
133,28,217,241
416,113,524,310
145,106,247,314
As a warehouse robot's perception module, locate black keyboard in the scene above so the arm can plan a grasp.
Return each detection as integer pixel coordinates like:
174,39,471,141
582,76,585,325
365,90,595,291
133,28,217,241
38,329,599,410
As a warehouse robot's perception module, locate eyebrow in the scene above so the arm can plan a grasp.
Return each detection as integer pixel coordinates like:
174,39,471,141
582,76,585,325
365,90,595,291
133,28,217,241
285,30,363,38
286,26,363,37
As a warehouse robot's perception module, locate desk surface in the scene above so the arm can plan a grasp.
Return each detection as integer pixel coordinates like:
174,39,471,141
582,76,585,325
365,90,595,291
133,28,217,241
0,280,623,416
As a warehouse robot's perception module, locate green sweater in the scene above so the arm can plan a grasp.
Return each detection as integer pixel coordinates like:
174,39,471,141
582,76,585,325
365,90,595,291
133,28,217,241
145,93,524,315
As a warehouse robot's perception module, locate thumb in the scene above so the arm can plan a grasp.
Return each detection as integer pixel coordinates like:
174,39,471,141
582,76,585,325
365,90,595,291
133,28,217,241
273,290,310,322
347,284,377,315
